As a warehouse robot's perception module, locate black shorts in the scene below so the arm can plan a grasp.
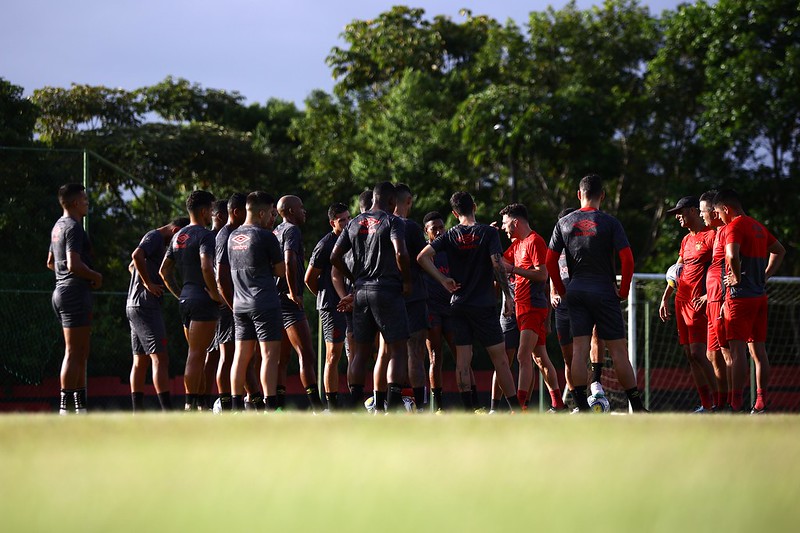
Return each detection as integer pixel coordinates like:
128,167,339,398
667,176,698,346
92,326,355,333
353,287,409,344
234,308,283,342
280,297,306,330
52,285,92,328
216,306,234,345
320,309,347,343
451,305,503,348
566,289,625,340
427,304,454,334
127,306,167,355
179,297,219,329
504,324,520,351
405,300,430,334
554,304,572,346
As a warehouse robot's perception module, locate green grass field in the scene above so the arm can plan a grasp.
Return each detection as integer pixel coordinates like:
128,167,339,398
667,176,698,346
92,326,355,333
1,413,799,532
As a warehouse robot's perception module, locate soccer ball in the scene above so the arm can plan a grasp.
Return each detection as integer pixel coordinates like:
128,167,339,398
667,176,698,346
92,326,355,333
665,263,683,289
364,395,416,412
588,393,610,413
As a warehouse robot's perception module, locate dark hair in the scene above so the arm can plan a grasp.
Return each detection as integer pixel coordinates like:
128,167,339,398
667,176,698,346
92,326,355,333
358,190,373,212
212,199,228,216
395,183,413,202
246,191,275,211
327,202,349,220
373,181,396,204
187,190,216,214
170,217,190,229
423,211,443,225
557,207,576,219
58,183,85,207
579,174,604,200
450,191,474,216
499,203,528,222
699,190,718,205
228,193,247,212
712,189,742,209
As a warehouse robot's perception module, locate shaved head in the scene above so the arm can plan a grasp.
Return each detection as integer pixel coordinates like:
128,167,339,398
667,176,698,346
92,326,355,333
277,195,306,225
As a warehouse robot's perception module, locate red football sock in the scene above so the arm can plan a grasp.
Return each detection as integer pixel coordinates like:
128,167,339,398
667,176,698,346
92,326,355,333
714,391,725,409
730,389,743,412
697,385,713,410
754,388,766,411
517,390,528,410
550,389,564,409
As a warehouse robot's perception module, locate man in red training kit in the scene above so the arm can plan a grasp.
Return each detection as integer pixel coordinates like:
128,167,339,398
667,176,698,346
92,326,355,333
713,189,784,413
659,196,719,412
547,174,646,413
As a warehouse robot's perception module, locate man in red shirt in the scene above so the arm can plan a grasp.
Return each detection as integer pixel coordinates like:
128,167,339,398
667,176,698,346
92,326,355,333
500,203,565,411
659,196,719,412
713,189,785,413
698,190,729,410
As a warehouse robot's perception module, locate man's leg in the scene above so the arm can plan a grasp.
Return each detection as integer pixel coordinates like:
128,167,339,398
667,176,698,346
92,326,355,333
516,329,535,410
726,339,748,411
216,341,234,408
373,337,389,412
686,342,715,410
427,323,445,411
259,340,282,409
533,345,564,410
708,348,728,408
61,325,91,414
347,340,372,410
130,353,149,412
455,345,475,410
485,342,520,412
748,342,770,412
386,338,409,411
604,338,646,412
150,351,171,411
570,335,591,411
407,329,428,410
184,320,217,411
324,340,345,409
231,339,257,410
285,319,323,411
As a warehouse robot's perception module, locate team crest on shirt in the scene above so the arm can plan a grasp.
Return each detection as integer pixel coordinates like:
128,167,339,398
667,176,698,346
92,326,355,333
231,234,250,251
573,219,598,237
175,233,190,249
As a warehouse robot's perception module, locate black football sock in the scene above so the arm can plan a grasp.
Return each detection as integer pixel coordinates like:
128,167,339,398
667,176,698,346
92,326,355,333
386,383,403,411
432,387,443,411
184,393,198,411
413,387,425,410
266,395,278,411
325,392,339,410
626,388,647,412
470,385,479,409
59,389,72,414
374,390,387,412
574,386,590,411
306,385,323,412
73,388,87,412
490,398,501,411
231,395,244,411
131,392,144,412
506,394,522,412
218,392,232,411
349,384,364,410
276,385,286,409
460,391,474,411
157,391,172,411
591,362,603,384
205,394,215,410
254,395,266,410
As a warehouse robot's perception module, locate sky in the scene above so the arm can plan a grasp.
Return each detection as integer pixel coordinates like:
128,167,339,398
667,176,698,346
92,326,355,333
2,1,690,107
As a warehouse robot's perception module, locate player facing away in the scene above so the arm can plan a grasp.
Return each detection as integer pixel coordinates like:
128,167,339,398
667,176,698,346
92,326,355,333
713,189,785,413
546,174,647,413
47,183,103,414
126,217,189,412
228,192,285,411
213,193,248,411
200,200,228,410
305,202,351,410
500,203,565,412
394,184,430,410
659,196,719,412
698,191,729,410
274,195,323,412
418,192,522,413
160,190,223,411
331,181,412,412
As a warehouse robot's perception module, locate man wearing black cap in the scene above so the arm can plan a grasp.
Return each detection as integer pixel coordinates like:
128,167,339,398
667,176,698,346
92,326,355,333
659,196,720,412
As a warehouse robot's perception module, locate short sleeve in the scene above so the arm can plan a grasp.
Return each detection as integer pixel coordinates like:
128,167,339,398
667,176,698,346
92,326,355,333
487,227,502,256
549,222,564,253
309,237,327,268
611,217,631,251
390,216,406,243
199,230,216,258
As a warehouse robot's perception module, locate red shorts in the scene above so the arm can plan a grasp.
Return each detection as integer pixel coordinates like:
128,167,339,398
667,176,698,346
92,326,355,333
675,298,707,345
706,300,726,351
515,306,548,346
724,295,767,343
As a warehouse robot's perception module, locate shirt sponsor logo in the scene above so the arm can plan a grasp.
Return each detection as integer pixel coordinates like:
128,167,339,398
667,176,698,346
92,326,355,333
231,234,250,251
455,233,479,250
573,219,598,237
175,233,190,249
358,217,382,235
